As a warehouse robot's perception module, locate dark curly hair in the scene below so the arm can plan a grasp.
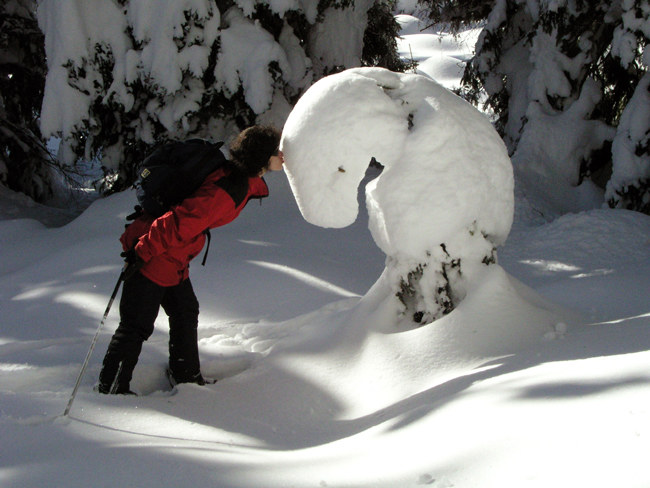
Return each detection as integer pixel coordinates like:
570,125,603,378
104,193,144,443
229,125,281,177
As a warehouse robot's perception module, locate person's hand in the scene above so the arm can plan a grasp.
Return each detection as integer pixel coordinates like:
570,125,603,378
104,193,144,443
126,205,143,221
121,248,144,280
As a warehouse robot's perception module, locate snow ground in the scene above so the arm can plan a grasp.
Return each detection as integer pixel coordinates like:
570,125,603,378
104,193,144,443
1,16,649,488
395,15,482,90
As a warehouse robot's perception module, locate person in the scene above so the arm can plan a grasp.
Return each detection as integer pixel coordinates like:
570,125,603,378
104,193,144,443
97,125,284,394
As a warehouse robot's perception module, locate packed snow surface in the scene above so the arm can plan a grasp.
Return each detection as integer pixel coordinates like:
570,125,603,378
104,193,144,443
1,173,648,488
1,12,649,488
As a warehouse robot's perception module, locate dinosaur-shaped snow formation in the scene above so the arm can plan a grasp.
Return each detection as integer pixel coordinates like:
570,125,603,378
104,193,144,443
281,67,514,325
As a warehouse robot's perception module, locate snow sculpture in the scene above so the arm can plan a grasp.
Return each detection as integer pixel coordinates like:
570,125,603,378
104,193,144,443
281,67,514,325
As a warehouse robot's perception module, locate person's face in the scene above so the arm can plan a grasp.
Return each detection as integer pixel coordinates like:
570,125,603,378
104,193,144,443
267,150,285,172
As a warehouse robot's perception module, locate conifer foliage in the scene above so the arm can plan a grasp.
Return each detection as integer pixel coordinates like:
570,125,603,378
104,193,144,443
422,0,650,215
0,0,51,201
34,0,403,193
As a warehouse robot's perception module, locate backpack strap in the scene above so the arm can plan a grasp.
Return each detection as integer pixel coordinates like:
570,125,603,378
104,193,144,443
215,170,249,207
138,140,227,217
201,229,211,266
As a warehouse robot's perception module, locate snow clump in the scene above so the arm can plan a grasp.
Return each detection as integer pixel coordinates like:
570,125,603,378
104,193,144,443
281,67,514,326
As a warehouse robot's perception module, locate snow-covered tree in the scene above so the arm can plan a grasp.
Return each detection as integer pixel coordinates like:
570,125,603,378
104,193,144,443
463,1,618,215
423,0,650,216
0,0,52,201
419,0,492,31
606,1,650,214
362,0,410,72
281,68,513,325
36,0,403,192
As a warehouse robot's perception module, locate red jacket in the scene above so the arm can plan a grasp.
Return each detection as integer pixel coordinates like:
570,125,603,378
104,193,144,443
120,167,269,286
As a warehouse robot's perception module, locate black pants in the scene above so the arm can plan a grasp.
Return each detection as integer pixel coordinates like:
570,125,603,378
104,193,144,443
98,272,200,393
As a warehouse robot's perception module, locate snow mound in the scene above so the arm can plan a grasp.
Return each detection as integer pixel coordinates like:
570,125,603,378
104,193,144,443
281,66,513,256
281,67,514,323
258,264,570,419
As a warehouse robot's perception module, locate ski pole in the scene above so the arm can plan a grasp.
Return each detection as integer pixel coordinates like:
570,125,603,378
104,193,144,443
63,266,126,417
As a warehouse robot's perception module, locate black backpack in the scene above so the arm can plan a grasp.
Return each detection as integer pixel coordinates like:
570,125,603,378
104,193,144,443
136,139,227,218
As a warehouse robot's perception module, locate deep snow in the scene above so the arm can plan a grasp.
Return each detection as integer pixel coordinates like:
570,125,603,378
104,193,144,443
1,16,649,488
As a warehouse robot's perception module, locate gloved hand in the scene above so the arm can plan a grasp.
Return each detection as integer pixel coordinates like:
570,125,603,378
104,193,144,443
126,205,143,222
121,248,144,280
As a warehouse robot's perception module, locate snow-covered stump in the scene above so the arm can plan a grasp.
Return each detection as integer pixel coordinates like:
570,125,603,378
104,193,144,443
388,224,498,324
281,67,513,326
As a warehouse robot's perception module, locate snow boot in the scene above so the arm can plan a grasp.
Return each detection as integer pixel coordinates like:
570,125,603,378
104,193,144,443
165,366,216,389
97,350,140,395
94,383,137,395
